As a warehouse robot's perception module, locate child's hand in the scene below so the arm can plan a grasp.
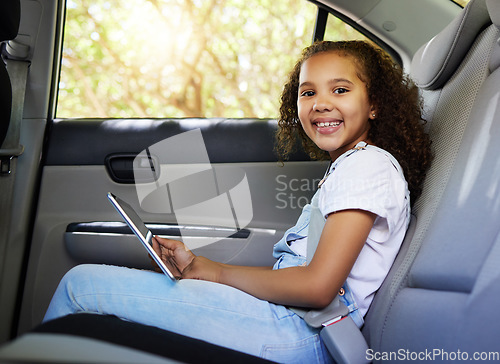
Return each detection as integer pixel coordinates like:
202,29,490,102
152,236,196,279
181,256,222,283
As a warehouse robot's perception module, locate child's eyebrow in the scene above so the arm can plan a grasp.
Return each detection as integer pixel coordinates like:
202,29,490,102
298,78,355,89
328,78,354,86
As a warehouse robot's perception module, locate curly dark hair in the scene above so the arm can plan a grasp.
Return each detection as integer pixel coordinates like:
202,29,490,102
276,40,432,204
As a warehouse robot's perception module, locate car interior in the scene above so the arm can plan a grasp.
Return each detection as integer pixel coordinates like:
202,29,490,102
1,0,500,362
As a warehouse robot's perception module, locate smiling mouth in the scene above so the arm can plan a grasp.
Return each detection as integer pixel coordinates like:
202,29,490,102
314,121,342,128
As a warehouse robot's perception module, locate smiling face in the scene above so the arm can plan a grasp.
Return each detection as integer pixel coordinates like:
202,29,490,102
297,51,376,161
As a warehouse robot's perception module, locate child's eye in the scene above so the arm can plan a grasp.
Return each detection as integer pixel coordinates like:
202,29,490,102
300,90,315,97
334,88,348,94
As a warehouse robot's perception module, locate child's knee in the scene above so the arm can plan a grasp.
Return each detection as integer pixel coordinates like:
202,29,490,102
58,264,100,295
44,264,100,321
62,264,92,282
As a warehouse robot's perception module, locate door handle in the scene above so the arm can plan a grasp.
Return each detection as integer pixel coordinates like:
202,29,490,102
105,153,159,184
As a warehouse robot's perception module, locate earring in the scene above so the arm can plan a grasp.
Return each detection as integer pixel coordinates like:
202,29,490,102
371,113,376,118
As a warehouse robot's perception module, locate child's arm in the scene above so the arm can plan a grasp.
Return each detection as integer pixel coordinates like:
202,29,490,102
180,208,376,309
152,237,273,277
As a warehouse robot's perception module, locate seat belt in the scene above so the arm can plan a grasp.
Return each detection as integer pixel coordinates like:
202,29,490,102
0,39,30,295
292,191,369,364
291,143,411,363
287,144,370,364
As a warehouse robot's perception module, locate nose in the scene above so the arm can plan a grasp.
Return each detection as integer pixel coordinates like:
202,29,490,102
313,93,334,112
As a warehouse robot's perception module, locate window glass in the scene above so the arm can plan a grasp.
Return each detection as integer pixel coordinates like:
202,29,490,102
324,14,370,42
57,1,369,119
451,0,470,7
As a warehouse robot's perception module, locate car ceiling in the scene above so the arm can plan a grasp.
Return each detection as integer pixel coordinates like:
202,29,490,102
314,0,461,67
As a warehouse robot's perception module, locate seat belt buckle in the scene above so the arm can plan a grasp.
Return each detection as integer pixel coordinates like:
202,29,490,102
0,156,13,175
322,313,348,327
0,146,24,175
320,315,370,364
303,295,350,328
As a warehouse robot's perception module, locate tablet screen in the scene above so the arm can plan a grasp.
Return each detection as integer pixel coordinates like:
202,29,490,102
107,192,176,281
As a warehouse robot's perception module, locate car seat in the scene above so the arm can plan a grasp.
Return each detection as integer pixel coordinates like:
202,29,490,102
363,0,500,360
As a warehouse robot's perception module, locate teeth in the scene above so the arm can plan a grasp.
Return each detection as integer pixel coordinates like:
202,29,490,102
317,121,341,127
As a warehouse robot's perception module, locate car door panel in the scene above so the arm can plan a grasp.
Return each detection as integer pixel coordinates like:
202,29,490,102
18,118,327,333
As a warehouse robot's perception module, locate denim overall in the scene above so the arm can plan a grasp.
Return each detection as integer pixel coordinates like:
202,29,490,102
272,142,410,328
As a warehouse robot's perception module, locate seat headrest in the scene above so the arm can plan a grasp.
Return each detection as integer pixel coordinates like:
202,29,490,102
487,0,500,72
0,0,21,42
486,0,500,29
411,0,491,90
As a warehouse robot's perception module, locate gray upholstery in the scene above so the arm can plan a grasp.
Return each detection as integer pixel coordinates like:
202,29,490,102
0,333,176,364
410,0,491,90
363,0,500,359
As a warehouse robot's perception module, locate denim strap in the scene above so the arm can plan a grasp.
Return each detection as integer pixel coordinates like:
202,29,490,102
306,141,367,264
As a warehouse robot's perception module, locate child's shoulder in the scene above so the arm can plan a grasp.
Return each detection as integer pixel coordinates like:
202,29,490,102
341,146,395,169
333,146,403,181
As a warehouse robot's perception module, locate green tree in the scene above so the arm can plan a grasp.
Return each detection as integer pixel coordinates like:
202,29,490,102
58,0,365,119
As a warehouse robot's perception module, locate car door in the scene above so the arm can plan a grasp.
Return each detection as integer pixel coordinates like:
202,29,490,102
18,117,329,330
15,0,333,333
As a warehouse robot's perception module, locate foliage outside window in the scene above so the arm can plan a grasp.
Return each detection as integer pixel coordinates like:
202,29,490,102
57,0,368,119
451,0,470,7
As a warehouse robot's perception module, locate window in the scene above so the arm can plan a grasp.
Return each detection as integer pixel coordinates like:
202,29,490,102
451,0,470,7
324,14,370,43
57,0,368,119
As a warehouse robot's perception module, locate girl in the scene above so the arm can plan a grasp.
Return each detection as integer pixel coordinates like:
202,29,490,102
44,40,432,363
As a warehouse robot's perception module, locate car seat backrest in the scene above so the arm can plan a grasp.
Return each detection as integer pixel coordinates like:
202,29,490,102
363,0,500,358
0,0,21,148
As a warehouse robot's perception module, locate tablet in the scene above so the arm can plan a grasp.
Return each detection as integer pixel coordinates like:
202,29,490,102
107,192,176,281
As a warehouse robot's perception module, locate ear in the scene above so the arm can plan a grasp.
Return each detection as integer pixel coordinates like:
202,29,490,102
369,105,377,120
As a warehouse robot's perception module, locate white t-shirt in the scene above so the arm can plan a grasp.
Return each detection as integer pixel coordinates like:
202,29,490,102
290,148,409,317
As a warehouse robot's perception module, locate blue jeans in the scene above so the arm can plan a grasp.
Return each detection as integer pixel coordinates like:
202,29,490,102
44,264,333,363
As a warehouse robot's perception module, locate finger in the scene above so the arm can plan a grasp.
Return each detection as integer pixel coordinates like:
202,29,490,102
155,236,180,251
150,237,164,273
164,257,182,279
152,236,162,256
